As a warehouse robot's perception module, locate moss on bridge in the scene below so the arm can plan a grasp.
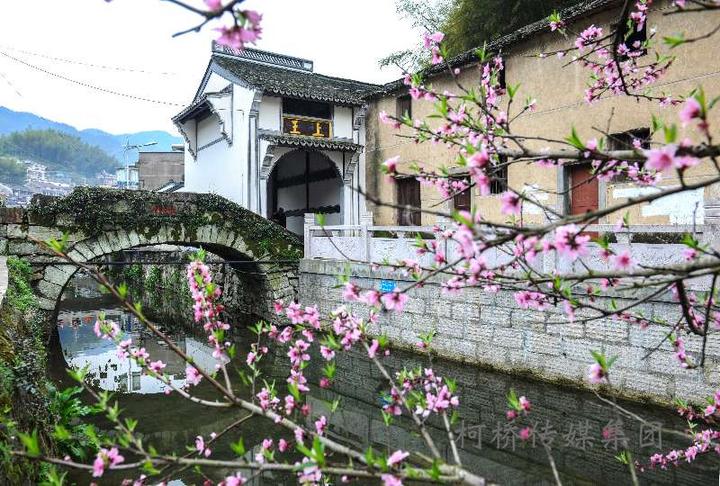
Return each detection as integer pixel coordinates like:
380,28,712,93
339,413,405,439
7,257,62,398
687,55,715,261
27,187,302,260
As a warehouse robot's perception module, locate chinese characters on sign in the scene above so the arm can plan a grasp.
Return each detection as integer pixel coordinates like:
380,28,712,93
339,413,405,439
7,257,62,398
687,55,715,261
282,116,331,138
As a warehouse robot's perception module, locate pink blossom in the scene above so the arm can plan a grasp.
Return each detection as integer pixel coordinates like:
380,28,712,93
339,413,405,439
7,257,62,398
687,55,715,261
148,360,166,374
223,474,247,486
342,282,360,301
186,366,202,386
383,156,400,174
679,97,702,126
467,149,489,169
243,9,262,25
196,435,211,457
368,339,380,358
387,450,409,467
92,454,105,478
519,427,532,441
519,396,531,412
423,31,445,48
360,290,381,306
382,474,403,486
273,300,284,314
683,248,698,261
588,363,605,383
116,339,132,359
553,224,591,261
676,155,700,170
92,447,125,478
315,415,327,436
645,145,677,172
500,191,521,216
294,427,305,444
215,24,261,50
278,438,288,452
611,250,634,270
204,0,222,11
431,46,443,65
381,290,409,312
93,319,120,340
320,345,335,361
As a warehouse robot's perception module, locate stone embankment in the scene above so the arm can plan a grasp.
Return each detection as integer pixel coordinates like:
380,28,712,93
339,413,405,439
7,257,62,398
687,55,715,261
300,259,720,405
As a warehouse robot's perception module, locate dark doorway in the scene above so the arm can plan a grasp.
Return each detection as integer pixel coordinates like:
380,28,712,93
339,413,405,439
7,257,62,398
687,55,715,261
397,177,421,226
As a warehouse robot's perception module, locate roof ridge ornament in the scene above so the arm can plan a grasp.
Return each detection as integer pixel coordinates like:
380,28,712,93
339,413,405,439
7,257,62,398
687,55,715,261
212,41,314,72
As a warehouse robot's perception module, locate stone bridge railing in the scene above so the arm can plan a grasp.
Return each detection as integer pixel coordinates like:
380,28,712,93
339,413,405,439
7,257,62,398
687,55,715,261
0,188,301,317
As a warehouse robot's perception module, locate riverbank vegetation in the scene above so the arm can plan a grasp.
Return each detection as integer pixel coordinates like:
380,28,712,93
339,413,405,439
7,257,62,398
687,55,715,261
0,257,101,482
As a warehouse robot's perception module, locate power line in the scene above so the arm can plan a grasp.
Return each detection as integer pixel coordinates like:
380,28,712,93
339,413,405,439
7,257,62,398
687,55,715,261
0,68,22,97
0,50,185,107
0,44,179,76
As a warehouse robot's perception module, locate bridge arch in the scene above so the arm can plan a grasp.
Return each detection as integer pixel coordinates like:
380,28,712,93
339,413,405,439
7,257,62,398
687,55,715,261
0,188,301,320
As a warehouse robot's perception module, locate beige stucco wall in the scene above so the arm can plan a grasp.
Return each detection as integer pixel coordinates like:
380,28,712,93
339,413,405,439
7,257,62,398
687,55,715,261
365,0,720,226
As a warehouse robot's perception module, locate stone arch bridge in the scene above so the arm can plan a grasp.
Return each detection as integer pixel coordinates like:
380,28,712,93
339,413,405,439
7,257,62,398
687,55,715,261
0,188,301,319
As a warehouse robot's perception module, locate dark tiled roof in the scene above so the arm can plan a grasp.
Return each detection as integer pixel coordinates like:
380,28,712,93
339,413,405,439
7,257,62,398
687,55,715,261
212,54,380,105
172,94,211,123
259,133,363,152
374,0,622,96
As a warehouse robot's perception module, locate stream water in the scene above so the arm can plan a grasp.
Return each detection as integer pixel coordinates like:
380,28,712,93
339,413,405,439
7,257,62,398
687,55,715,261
50,272,719,485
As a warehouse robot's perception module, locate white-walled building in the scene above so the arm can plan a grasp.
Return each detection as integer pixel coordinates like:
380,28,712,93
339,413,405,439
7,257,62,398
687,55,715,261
173,43,379,235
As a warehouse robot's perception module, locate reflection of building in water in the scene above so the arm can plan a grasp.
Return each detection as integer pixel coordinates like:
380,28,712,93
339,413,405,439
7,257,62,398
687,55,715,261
61,273,107,299
57,306,225,395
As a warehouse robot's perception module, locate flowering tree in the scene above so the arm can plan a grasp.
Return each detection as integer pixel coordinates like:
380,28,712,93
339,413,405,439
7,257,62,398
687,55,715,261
3,0,720,484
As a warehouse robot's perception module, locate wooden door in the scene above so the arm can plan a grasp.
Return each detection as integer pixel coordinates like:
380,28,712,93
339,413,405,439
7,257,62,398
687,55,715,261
569,164,599,236
570,164,599,216
453,178,471,213
397,178,421,226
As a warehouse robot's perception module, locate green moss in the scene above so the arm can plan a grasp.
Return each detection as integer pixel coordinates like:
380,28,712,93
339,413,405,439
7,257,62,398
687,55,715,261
0,257,54,481
28,187,303,260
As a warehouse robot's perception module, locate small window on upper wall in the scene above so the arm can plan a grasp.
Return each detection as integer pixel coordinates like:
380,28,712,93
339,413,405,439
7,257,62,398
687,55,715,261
497,65,507,90
483,61,506,90
607,128,650,151
396,94,412,119
490,158,509,195
283,98,331,119
608,128,651,181
619,19,647,58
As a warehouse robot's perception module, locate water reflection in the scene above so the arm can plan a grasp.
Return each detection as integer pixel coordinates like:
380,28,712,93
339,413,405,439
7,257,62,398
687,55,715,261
57,312,221,394
52,275,719,485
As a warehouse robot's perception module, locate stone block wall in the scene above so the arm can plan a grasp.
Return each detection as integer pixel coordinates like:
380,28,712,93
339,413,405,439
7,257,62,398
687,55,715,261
293,346,711,485
299,259,720,405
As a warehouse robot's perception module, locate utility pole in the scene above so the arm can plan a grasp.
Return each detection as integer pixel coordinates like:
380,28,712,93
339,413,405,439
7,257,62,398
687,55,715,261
122,139,158,189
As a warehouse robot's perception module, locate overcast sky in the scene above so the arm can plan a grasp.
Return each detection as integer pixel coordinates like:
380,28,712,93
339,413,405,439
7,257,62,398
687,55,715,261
0,0,419,135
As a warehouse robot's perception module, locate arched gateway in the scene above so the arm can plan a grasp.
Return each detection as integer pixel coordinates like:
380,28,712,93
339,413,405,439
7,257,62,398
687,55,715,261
0,188,301,318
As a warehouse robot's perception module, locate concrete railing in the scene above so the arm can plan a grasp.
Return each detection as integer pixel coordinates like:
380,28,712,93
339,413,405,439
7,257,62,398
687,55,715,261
304,213,452,264
304,215,718,283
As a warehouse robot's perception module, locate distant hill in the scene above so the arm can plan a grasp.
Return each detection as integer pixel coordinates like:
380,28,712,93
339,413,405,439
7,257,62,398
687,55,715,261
0,106,182,161
0,129,119,181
